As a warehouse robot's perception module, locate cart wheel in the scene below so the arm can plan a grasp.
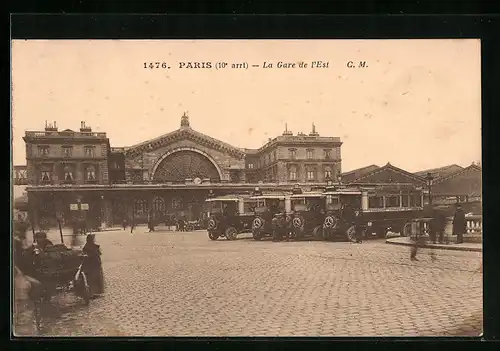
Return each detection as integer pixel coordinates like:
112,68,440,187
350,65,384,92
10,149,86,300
76,272,91,305
208,231,219,241
225,227,238,240
346,225,357,242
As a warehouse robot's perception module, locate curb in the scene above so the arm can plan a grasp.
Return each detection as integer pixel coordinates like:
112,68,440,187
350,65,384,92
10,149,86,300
385,239,482,252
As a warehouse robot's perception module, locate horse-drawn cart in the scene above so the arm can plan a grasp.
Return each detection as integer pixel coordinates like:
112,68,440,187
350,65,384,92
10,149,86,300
27,241,91,332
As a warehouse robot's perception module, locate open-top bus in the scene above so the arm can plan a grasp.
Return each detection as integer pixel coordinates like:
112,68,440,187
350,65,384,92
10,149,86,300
250,191,291,241
322,184,425,241
205,195,257,241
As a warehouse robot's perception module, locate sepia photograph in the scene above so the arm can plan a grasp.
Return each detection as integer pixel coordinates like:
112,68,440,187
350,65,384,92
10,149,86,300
11,39,482,337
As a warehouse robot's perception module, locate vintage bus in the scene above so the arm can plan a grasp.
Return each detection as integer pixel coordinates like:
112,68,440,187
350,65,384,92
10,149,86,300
205,195,257,241
322,184,425,241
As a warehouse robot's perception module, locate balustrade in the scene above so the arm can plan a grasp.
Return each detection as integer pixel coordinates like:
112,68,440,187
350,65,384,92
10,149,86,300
465,215,482,234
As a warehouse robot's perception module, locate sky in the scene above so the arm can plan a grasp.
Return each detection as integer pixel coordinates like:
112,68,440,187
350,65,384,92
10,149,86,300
11,39,481,173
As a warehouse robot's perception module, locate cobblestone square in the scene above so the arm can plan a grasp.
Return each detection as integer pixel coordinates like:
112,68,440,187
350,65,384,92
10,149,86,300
14,228,482,337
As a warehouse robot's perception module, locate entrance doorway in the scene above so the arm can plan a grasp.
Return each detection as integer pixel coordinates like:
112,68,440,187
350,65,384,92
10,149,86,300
188,202,202,221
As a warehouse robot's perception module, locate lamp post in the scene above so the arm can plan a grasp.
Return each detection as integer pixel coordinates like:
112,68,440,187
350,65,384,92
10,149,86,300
425,172,434,205
100,194,105,229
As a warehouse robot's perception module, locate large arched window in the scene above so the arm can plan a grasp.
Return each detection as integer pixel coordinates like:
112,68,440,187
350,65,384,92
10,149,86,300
133,199,149,216
152,196,166,216
172,197,182,210
153,150,221,183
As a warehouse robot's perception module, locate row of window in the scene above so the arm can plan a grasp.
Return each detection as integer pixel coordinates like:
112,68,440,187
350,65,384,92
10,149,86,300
368,195,422,208
252,148,335,169
133,197,183,215
289,168,333,181
39,166,97,183
37,145,96,157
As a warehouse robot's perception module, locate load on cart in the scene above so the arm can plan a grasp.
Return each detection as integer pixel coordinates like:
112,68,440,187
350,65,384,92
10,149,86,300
14,205,100,332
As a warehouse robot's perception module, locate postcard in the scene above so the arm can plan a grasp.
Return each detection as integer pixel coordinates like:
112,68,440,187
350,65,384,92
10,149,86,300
12,39,482,337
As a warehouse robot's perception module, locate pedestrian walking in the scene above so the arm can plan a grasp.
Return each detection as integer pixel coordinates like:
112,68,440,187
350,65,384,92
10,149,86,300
453,204,466,244
130,217,136,233
148,216,155,233
410,220,424,261
122,218,127,231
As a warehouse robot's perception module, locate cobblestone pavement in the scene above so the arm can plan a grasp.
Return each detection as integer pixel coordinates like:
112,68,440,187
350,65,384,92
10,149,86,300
14,228,483,337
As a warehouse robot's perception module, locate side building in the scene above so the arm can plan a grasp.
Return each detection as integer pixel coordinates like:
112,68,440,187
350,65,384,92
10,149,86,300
22,115,342,228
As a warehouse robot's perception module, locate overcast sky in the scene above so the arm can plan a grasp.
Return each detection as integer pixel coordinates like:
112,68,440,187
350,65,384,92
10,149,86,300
11,39,481,172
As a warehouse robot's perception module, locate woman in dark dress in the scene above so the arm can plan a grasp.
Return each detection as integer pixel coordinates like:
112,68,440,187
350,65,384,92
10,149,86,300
82,234,105,297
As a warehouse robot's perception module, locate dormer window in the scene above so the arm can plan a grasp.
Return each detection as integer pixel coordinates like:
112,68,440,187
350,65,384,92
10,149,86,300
62,146,73,157
289,148,296,159
38,146,49,157
84,146,95,157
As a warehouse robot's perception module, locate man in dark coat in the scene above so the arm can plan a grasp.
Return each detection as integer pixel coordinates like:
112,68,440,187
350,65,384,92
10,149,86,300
453,204,467,244
130,216,136,233
148,216,155,233
353,209,364,243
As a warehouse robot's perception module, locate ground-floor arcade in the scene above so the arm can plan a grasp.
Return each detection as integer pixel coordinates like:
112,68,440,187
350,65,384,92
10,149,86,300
25,183,302,230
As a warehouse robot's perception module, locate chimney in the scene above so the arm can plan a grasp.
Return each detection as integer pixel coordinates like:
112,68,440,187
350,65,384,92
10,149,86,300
45,120,58,132
80,121,92,132
309,123,319,136
282,123,293,136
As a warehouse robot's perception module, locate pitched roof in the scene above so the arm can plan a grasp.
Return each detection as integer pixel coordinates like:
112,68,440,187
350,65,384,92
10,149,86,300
433,163,482,185
351,162,426,184
341,165,380,183
124,127,246,159
414,164,464,180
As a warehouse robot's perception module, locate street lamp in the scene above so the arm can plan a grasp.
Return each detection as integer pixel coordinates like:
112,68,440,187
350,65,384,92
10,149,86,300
425,172,434,205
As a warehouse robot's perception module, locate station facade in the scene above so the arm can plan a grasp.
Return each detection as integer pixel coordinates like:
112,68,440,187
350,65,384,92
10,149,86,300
21,114,343,227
